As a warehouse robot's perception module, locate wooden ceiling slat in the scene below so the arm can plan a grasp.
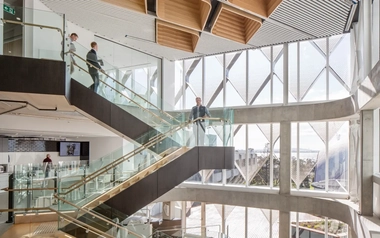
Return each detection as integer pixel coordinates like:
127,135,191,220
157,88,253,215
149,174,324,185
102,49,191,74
228,0,282,18
211,3,262,44
101,0,147,14
214,20,245,35
156,0,211,31
220,11,245,23
156,20,199,52
229,0,266,17
212,29,245,43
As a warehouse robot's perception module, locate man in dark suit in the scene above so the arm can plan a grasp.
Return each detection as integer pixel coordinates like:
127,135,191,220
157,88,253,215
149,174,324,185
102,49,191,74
86,42,104,93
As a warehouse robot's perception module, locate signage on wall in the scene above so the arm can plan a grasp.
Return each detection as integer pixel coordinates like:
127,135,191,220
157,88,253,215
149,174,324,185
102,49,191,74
3,4,15,15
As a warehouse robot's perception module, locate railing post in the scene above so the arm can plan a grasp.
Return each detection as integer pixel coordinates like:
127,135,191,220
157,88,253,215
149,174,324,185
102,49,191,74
6,173,14,223
0,0,3,55
62,14,66,62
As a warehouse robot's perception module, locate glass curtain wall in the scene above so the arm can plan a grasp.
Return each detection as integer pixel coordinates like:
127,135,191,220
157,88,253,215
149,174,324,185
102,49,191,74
291,121,349,192
291,212,348,238
175,34,351,108
182,204,348,238
178,33,351,193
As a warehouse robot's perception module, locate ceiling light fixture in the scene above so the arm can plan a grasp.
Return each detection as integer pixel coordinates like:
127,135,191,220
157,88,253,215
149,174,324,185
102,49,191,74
125,35,155,43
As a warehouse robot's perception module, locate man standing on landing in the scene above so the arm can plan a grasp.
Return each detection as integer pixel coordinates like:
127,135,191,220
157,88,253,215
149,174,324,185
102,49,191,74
188,97,211,146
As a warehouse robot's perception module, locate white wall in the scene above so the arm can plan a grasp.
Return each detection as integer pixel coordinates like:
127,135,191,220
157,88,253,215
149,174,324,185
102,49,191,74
66,21,95,49
81,136,125,161
0,136,127,172
11,151,77,166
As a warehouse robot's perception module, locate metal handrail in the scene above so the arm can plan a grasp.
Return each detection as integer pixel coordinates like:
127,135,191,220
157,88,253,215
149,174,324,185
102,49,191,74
0,18,64,37
48,207,115,238
0,207,119,238
69,51,180,124
53,194,143,238
60,117,224,195
2,187,56,191
60,119,189,194
149,224,223,238
73,63,171,126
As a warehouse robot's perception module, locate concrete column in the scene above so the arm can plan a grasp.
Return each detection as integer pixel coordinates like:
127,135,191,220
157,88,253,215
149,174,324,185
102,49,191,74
280,122,291,194
372,0,380,66
360,110,374,215
162,201,176,220
279,211,290,238
201,202,206,237
222,204,226,234
181,201,186,237
363,0,372,76
349,120,360,203
283,43,288,105
279,122,291,237
244,207,248,238
0,0,3,55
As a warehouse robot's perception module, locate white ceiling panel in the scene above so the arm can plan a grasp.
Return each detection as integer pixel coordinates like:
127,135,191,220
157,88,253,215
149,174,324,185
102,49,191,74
249,21,312,47
269,0,352,38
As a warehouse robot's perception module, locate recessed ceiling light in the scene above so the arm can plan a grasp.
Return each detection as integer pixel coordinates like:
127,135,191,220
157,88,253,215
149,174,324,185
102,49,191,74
16,17,21,21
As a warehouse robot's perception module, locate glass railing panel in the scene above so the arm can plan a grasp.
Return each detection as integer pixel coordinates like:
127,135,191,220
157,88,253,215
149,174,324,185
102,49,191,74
93,203,129,224
94,37,163,105
11,117,232,212
56,209,118,238
54,199,143,238
68,42,185,129
151,226,231,238
57,125,184,206
58,117,231,209
2,6,65,60
12,163,60,209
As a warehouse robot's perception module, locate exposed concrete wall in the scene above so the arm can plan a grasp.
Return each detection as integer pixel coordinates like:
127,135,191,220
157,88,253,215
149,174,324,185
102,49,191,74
233,96,357,123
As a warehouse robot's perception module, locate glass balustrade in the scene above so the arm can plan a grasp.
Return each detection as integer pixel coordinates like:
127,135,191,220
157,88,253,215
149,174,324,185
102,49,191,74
53,206,133,238
68,42,184,130
55,200,148,238
11,161,87,211
149,225,231,238
9,113,232,213
56,116,232,210
1,6,66,60
2,8,234,238
70,37,164,110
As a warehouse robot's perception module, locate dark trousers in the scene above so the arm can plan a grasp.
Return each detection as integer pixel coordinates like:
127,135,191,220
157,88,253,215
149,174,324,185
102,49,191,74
90,73,100,93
